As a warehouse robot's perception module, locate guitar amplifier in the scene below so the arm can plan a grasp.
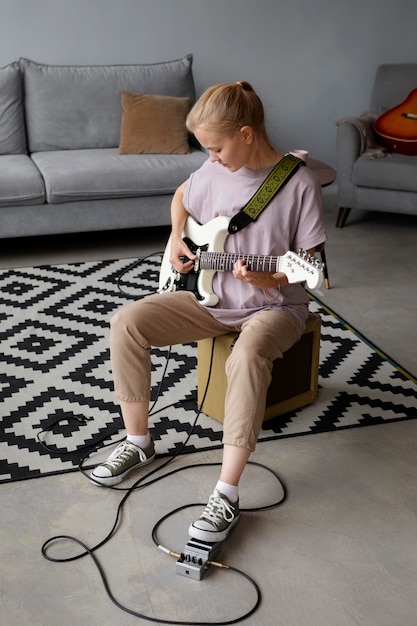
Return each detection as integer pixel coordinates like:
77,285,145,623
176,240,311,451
197,313,321,423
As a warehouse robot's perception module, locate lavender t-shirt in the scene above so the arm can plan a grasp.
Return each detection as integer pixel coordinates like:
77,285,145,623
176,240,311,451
182,159,327,330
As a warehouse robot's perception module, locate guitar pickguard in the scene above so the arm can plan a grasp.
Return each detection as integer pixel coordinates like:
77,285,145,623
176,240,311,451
172,238,209,300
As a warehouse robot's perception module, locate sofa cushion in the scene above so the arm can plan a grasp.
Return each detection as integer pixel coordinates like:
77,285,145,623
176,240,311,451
352,154,417,193
31,148,208,203
0,62,27,155
0,155,45,206
21,55,196,152
119,92,190,155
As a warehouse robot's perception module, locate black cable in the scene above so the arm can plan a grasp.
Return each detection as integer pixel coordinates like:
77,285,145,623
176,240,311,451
42,533,262,625
116,251,164,299
42,459,285,624
40,255,284,624
39,329,278,623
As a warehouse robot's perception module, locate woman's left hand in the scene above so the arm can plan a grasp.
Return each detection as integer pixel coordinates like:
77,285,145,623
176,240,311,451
232,259,288,290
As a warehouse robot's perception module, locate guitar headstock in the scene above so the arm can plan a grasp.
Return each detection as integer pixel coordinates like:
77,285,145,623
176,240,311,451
281,250,324,289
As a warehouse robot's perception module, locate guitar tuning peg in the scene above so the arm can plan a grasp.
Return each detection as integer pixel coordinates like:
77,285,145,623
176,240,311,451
297,249,324,270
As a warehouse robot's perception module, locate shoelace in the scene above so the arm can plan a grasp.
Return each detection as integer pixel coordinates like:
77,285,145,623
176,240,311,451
106,442,138,469
201,491,236,525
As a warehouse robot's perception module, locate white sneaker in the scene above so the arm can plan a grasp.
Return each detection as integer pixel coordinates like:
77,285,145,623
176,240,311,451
189,489,240,542
90,438,155,486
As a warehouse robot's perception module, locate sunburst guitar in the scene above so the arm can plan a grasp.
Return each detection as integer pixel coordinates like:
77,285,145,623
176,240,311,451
374,89,417,155
158,215,324,306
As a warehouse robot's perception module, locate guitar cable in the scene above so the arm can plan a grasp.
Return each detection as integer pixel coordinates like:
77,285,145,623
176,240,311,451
41,334,286,624
116,251,164,299
39,252,287,624
42,458,287,624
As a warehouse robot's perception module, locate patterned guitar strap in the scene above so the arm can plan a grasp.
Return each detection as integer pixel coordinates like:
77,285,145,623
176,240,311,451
228,153,305,234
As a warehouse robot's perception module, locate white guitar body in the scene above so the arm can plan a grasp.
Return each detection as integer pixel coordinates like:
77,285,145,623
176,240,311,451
159,216,230,306
158,215,324,306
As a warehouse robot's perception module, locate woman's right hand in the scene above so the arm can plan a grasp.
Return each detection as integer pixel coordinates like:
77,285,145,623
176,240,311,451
169,180,196,274
169,236,197,274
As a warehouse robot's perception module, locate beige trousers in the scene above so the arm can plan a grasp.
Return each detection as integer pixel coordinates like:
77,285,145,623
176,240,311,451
110,291,301,451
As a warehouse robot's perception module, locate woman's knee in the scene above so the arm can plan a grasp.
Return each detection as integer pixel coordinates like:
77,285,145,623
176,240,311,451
225,340,273,393
110,301,150,350
226,333,274,371
110,305,131,338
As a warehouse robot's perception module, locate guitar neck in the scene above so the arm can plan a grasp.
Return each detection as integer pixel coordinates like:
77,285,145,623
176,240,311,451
199,251,285,273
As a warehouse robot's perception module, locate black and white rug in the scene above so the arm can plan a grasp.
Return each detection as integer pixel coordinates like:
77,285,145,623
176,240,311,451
1,256,416,484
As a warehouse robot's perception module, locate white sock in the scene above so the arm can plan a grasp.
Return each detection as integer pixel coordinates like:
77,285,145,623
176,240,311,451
126,433,151,449
215,480,239,503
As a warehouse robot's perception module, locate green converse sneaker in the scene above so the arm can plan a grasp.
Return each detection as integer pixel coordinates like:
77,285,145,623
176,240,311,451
90,438,155,486
189,489,240,542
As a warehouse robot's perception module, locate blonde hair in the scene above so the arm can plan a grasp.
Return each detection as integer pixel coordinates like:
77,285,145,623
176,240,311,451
186,81,271,143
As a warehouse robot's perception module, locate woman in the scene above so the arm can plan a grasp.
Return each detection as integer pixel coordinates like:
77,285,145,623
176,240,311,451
91,81,327,543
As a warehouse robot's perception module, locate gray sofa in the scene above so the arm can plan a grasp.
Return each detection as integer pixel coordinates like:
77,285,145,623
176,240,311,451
335,63,417,227
0,55,207,239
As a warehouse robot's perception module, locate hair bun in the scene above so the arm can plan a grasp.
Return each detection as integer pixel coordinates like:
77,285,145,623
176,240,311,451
236,80,252,91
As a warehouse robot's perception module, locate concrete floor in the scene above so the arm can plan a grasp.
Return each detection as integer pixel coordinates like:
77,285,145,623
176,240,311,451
1,188,417,625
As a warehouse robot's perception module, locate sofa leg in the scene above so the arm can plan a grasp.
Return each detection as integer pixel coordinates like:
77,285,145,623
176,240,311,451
336,207,351,228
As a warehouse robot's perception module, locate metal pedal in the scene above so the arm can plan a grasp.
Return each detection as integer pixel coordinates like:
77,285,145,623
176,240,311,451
176,538,222,580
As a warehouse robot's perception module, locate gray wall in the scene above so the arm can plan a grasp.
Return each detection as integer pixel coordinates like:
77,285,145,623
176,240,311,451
1,0,416,166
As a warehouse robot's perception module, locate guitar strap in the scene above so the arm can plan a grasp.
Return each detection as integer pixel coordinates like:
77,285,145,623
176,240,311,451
228,153,305,234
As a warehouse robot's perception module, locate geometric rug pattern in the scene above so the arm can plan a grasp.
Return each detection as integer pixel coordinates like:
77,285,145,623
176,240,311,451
1,257,416,483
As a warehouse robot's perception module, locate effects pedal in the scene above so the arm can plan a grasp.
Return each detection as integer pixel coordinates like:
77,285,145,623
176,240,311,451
176,538,222,580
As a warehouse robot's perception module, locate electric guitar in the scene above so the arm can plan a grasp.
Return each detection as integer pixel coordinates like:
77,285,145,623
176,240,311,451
158,215,324,306
374,89,417,155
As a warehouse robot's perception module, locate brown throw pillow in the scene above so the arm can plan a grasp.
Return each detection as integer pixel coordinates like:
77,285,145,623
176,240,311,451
119,92,190,154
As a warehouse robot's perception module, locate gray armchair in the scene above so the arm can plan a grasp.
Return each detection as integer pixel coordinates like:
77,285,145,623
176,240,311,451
336,64,417,227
